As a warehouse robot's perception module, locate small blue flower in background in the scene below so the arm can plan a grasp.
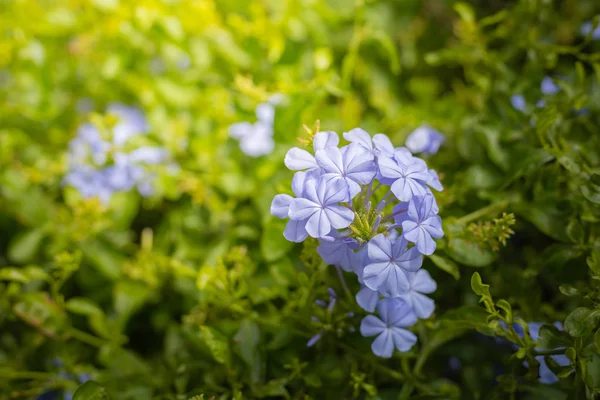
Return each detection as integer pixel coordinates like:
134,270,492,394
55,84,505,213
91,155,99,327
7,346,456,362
404,125,445,155
541,76,560,95
272,126,445,358
228,95,283,157
510,95,527,112
360,298,418,358
580,20,600,40
64,103,170,204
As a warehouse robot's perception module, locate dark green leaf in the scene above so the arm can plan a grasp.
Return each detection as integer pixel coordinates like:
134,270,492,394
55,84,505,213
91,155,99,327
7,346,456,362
446,238,496,267
73,381,112,400
564,308,600,337
537,324,572,349
429,254,460,280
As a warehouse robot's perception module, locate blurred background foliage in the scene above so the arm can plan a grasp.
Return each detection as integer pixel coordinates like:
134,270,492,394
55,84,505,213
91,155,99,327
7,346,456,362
1,0,600,399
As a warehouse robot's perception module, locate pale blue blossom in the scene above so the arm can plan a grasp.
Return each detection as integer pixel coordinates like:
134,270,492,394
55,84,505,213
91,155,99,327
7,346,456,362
360,298,418,358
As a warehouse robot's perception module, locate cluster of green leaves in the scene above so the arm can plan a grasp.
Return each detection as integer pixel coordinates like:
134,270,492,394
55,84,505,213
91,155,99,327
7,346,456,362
1,0,600,399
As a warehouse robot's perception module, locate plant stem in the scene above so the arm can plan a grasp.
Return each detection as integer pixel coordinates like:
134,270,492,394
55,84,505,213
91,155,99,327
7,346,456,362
455,200,509,225
335,264,353,303
69,328,106,347
534,348,567,356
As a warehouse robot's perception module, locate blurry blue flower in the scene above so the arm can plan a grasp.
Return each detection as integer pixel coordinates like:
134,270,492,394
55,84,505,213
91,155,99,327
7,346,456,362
401,270,436,319
362,234,423,297
510,95,527,112
377,151,434,201
228,98,282,157
316,144,376,198
307,332,323,347
541,76,560,95
401,194,444,255
106,103,148,146
360,298,418,358
405,125,445,155
288,177,354,238
64,103,169,203
448,356,462,372
581,21,600,39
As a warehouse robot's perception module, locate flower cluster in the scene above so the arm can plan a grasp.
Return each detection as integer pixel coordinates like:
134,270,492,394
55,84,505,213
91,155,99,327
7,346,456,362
228,95,283,157
271,128,444,358
64,103,170,204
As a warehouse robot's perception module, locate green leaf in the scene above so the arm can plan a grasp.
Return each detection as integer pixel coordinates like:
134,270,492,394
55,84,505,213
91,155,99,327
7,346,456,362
200,326,230,365
234,319,262,383
446,238,496,267
73,381,112,400
7,228,46,264
564,308,600,337
566,220,585,244
537,324,572,349
496,300,512,322
429,254,460,280
261,218,294,262
415,306,488,373
13,292,68,337
581,182,600,204
65,297,104,317
559,284,579,297
0,267,29,283
470,272,491,298
114,280,152,326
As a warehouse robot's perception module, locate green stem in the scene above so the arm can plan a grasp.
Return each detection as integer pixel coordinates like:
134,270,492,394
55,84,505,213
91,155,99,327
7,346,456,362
398,383,414,400
69,328,107,347
455,200,509,225
534,349,567,356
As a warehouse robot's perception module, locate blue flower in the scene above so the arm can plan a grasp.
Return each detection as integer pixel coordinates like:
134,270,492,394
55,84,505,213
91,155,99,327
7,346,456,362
288,177,354,239
541,76,560,95
581,20,600,40
343,128,397,158
510,95,527,112
377,151,436,201
317,234,360,272
64,104,169,203
362,234,423,297
401,270,436,319
360,298,418,358
401,194,444,255
106,103,148,146
355,285,379,312
316,144,377,198
404,125,445,155
228,97,283,157
270,170,320,242
284,131,339,171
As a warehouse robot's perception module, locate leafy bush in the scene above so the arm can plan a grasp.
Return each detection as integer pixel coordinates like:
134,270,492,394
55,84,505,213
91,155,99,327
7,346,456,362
1,0,600,399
